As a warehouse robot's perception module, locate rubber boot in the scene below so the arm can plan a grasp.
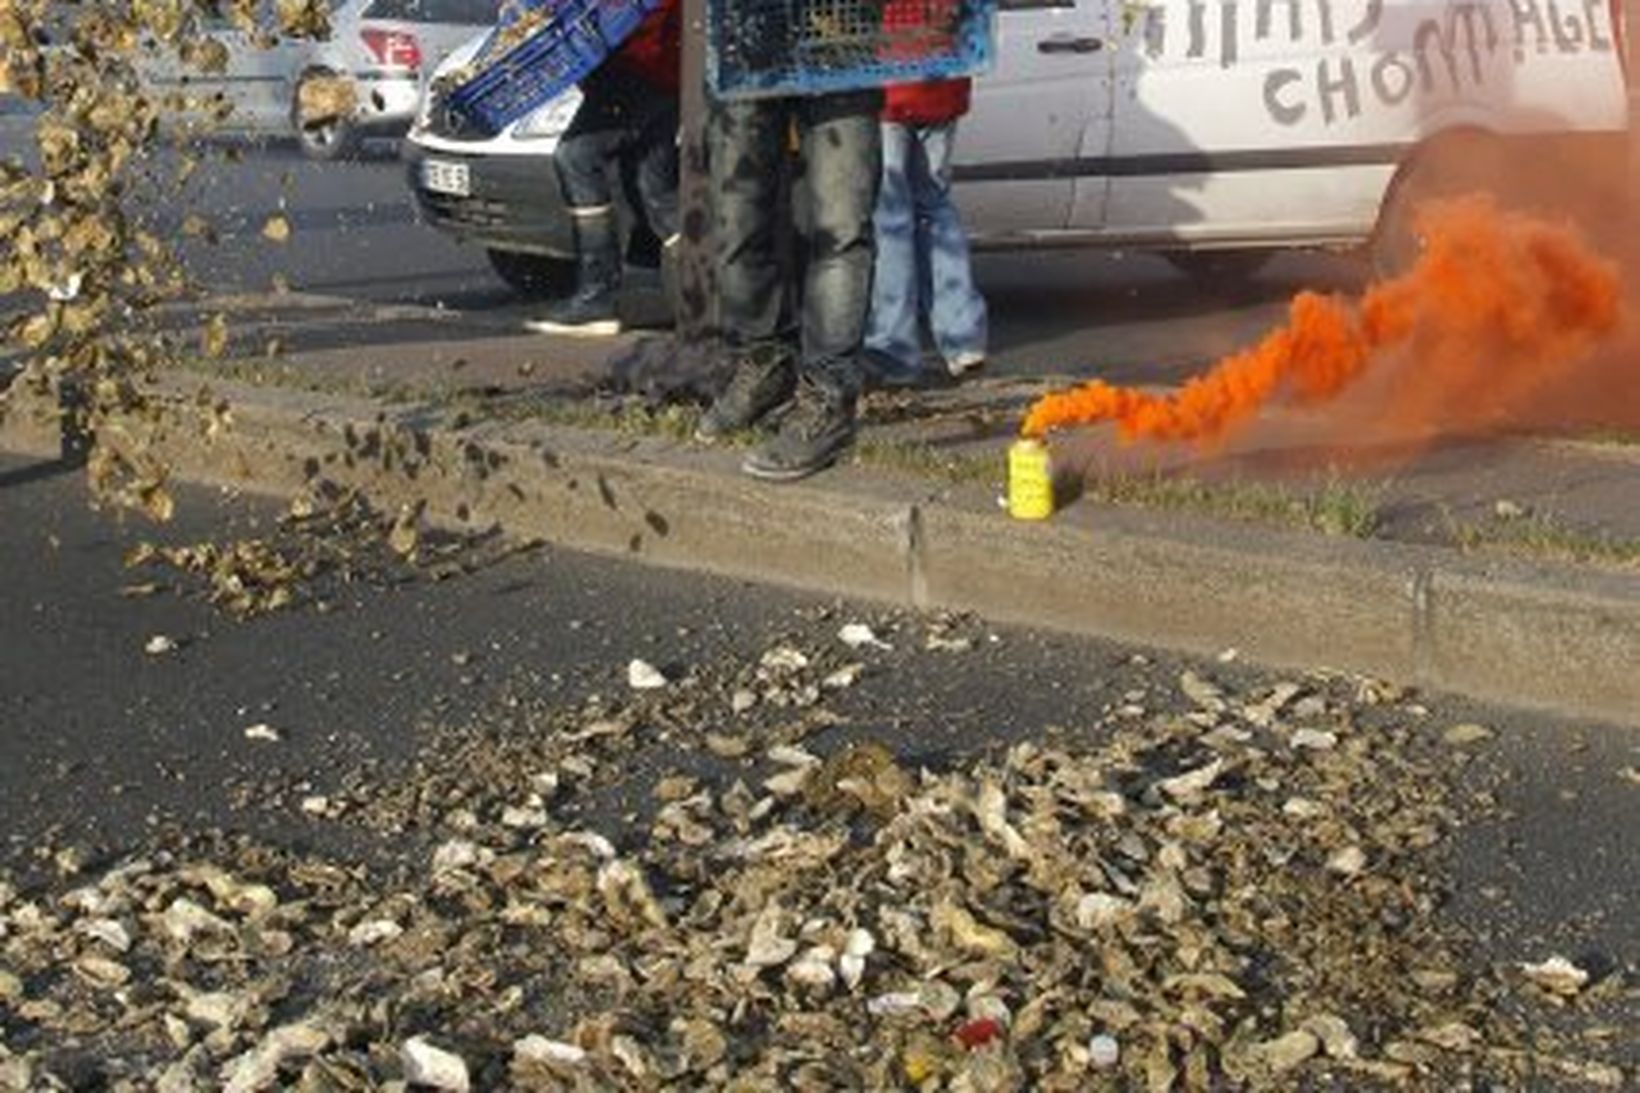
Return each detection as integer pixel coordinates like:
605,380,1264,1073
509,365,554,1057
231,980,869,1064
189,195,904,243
660,233,682,329
526,207,622,337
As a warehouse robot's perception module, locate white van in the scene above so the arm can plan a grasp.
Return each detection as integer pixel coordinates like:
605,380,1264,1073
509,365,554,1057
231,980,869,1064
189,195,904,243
406,0,1631,294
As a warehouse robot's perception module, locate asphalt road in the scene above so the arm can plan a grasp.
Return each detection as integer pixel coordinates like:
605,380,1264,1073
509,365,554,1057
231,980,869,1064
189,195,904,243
2,452,1637,990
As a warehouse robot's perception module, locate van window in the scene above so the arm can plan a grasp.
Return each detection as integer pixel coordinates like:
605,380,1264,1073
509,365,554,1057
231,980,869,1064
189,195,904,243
365,0,498,22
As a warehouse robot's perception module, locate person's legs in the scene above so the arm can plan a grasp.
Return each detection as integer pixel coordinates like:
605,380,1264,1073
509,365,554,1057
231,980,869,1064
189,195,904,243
743,90,880,481
696,96,798,440
528,80,629,335
909,121,987,373
863,122,924,386
629,101,681,244
626,99,682,319
793,91,879,395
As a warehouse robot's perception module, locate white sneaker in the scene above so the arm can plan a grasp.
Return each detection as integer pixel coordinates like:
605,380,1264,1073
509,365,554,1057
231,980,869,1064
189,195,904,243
523,315,622,337
946,353,986,377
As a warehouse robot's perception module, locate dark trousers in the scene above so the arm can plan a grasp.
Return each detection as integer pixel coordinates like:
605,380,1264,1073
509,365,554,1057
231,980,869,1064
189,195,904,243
709,90,882,395
555,68,680,242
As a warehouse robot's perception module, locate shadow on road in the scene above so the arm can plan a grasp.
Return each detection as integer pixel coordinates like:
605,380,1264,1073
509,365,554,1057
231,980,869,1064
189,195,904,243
0,458,81,492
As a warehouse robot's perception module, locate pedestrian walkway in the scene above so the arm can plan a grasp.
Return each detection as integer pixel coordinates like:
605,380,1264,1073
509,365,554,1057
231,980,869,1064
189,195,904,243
206,311,1640,564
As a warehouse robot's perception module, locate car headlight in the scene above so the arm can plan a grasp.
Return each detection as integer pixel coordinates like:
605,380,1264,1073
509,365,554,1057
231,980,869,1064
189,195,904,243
414,71,445,133
511,89,582,141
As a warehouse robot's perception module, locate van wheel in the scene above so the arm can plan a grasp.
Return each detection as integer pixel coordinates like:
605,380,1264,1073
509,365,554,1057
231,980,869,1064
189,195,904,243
1372,130,1503,277
487,249,576,299
292,73,361,162
1166,251,1272,285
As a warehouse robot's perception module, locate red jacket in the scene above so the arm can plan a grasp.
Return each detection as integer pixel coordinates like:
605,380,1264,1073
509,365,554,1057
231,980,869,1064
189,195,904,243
609,0,681,93
883,78,971,125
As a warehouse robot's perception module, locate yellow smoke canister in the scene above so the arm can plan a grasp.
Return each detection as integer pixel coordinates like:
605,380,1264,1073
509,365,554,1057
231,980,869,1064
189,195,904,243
1007,438,1054,520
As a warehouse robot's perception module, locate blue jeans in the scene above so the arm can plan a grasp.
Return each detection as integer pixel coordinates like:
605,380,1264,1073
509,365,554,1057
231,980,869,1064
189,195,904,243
555,68,679,240
710,91,881,398
865,121,988,378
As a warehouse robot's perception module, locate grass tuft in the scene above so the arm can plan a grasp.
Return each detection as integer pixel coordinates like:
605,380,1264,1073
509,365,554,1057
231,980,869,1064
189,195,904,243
1082,469,1385,539
1448,510,1640,569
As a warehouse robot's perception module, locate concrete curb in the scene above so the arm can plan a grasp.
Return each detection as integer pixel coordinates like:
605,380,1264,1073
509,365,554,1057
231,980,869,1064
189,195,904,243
4,380,1636,725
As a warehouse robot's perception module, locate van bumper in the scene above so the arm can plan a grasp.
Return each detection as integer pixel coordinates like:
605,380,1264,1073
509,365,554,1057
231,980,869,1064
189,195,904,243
402,140,574,258
352,75,421,135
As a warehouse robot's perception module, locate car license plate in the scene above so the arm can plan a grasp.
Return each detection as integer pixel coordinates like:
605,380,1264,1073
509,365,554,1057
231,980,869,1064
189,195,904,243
421,158,470,197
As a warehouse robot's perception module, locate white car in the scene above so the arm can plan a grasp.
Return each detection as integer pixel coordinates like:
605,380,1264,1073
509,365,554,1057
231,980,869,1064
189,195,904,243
407,0,1630,295
140,0,497,160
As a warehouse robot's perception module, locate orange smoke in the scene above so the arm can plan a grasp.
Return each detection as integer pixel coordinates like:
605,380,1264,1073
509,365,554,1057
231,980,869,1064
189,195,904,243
1020,197,1626,445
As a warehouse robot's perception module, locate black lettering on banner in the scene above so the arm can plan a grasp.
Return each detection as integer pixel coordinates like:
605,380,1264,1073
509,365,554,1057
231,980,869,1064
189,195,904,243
1188,0,1207,57
1455,4,1491,77
1316,0,1337,44
1370,51,1417,104
1316,55,1361,124
1510,0,1548,56
1581,0,1611,47
1221,0,1240,67
1414,5,1487,90
1546,0,1585,50
1256,0,1304,40
1346,0,1383,44
1264,68,1307,124
1480,5,1501,50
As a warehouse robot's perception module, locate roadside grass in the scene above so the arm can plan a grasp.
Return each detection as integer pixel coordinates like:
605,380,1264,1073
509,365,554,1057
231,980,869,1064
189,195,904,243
165,360,1402,542
856,438,1386,539
854,437,1004,486
1445,509,1640,569
1082,468,1386,539
1567,427,1640,448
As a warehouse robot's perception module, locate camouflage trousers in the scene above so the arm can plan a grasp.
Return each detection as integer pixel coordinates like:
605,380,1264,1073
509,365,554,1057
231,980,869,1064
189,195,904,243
709,90,882,396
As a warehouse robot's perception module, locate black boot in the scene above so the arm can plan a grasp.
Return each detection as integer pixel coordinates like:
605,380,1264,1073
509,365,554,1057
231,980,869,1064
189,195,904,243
660,234,681,329
741,373,857,481
527,208,622,337
694,343,797,441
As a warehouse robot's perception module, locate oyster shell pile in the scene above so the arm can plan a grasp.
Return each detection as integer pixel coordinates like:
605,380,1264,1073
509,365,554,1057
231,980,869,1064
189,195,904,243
2,633,1629,1089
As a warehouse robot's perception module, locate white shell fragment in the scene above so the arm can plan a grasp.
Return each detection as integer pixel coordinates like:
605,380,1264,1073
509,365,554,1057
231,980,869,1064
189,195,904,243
401,1036,470,1092
837,623,892,649
1088,1033,1121,1068
1327,846,1368,877
1443,722,1495,746
1290,727,1338,750
745,905,798,968
1158,759,1224,803
514,1035,588,1066
1520,956,1590,995
1257,1029,1320,1073
347,919,403,947
221,1022,335,1093
626,659,668,690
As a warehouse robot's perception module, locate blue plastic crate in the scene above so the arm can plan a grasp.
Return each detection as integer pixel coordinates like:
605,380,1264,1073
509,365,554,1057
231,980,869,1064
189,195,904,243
446,0,660,136
708,0,995,100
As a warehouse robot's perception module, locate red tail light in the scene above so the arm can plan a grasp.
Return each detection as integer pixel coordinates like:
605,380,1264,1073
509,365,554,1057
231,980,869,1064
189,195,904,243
360,28,422,70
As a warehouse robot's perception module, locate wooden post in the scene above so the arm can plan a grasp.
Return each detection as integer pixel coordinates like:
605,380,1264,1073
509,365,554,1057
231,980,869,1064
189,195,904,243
601,0,716,401
674,0,713,344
